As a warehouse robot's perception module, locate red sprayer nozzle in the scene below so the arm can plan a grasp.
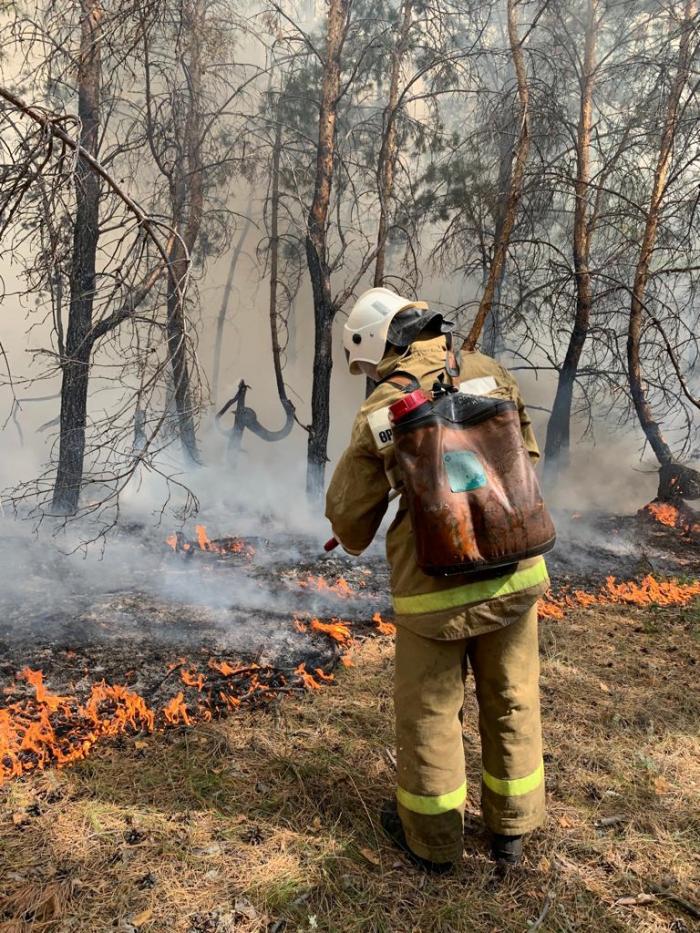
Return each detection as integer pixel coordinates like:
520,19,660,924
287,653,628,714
388,389,431,424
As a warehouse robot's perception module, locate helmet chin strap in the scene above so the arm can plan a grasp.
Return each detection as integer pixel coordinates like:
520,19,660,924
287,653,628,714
357,360,381,381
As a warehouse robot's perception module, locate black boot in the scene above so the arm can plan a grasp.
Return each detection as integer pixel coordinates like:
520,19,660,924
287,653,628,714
379,800,454,874
490,833,523,865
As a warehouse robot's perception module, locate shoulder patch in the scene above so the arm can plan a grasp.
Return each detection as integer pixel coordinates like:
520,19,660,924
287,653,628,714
459,376,498,396
367,405,394,451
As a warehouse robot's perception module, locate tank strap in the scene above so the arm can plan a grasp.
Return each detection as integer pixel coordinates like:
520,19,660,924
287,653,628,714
377,370,421,393
445,333,461,383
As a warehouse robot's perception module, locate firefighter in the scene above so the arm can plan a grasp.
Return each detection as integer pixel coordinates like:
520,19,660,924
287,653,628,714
325,287,549,871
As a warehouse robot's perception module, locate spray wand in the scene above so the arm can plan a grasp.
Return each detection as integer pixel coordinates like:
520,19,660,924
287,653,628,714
324,488,401,552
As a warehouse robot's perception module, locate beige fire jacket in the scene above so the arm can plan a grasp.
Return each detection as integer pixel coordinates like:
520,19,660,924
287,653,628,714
325,335,550,639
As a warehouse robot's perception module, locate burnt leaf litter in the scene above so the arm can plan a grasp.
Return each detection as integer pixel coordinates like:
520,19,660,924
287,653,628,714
0,509,698,931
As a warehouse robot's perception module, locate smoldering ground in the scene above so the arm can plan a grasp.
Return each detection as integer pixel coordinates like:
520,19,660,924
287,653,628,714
0,350,696,701
0,450,394,700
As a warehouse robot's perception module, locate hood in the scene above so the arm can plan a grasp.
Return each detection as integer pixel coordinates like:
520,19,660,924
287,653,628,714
375,335,450,382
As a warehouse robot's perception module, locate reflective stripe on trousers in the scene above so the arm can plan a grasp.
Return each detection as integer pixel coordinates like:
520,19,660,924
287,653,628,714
397,781,467,816
394,604,545,864
483,760,544,798
396,763,544,816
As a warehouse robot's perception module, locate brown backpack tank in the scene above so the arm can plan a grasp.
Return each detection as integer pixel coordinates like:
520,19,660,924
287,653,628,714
389,381,556,576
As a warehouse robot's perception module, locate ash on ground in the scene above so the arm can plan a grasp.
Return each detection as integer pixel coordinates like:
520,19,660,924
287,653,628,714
0,508,697,700
0,528,390,697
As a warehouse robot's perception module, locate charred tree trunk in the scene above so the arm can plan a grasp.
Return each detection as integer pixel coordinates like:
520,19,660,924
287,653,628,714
217,379,294,465
364,0,414,400
211,216,252,405
305,0,350,500
627,0,696,472
226,379,249,460
464,0,530,351
482,97,519,358
268,112,294,414
52,0,102,514
544,0,598,484
166,246,199,462
373,0,413,288
165,0,205,463
658,461,700,502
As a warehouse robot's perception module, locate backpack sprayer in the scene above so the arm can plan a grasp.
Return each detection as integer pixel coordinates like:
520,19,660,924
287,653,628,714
325,378,555,576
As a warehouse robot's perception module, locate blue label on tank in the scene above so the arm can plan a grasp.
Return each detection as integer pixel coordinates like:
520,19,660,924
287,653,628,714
443,451,487,493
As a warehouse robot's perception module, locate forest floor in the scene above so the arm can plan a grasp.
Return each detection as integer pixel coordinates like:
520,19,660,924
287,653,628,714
1,600,699,933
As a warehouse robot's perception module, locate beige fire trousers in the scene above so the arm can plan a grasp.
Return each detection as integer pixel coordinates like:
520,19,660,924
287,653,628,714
394,604,545,864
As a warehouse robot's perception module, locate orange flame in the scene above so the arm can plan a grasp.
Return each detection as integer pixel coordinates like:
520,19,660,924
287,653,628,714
540,574,700,621
299,575,354,598
181,669,205,690
162,691,192,726
310,618,352,645
196,524,210,550
165,526,255,557
600,574,700,606
294,663,322,690
645,502,680,528
0,674,156,782
1,589,399,786
207,659,249,677
22,668,66,712
372,611,397,636
538,599,565,620
84,683,155,736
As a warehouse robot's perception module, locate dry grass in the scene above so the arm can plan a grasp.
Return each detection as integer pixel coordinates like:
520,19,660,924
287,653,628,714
1,601,699,933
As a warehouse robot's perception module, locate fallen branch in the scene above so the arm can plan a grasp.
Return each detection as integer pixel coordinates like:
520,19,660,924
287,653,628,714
528,891,553,931
595,814,627,828
634,878,700,921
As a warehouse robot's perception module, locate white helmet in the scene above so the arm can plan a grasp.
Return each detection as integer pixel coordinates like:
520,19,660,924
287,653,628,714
343,287,428,375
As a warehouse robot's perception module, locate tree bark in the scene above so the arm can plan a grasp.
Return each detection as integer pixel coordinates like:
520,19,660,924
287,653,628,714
627,0,696,468
360,0,414,400
305,0,350,500
544,0,598,483
52,0,102,514
211,216,251,405
165,0,205,463
463,0,530,351
166,244,199,463
482,96,519,358
268,112,292,410
373,0,413,288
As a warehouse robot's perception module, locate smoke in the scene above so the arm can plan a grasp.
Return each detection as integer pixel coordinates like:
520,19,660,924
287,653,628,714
547,438,659,514
0,424,390,653
0,197,671,537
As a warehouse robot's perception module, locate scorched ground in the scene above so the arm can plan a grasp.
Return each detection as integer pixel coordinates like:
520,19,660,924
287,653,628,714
0,509,698,932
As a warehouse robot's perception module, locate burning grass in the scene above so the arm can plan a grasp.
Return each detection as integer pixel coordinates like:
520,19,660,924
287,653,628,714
1,532,699,929
0,599,400,788
642,500,700,536
540,573,700,622
2,568,697,791
166,525,256,559
1,600,698,932
296,574,355,598
0,663,299,784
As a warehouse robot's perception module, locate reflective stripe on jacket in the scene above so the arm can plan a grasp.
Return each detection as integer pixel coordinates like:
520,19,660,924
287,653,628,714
325,336,550,639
